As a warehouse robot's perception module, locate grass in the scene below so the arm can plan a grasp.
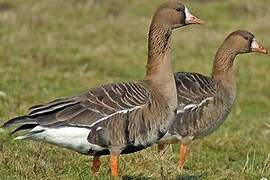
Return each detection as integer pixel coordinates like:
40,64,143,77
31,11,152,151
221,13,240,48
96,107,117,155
0,0,269,179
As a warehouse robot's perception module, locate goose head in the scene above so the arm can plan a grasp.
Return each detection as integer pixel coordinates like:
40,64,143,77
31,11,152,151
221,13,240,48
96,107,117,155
151,1,204,29
224,30,268,54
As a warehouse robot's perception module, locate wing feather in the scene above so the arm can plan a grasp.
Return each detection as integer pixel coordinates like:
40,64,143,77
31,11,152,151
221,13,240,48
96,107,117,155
5,82,150,130
170,72,231,138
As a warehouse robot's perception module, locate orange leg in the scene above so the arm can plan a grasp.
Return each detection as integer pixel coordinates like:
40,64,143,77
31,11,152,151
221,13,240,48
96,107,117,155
91,156,101,174
179,144,188,170
110,154,119,177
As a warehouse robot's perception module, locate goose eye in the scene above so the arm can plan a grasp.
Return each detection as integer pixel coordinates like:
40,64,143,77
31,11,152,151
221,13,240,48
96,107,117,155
244,37,249,40
176,8,181,12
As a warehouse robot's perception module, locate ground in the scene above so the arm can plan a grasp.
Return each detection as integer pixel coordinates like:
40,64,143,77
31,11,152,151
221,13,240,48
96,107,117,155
0,0,269,179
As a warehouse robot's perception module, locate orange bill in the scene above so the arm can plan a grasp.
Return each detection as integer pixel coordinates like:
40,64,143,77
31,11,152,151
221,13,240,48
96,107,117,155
251,39,268,54
185,6,204,25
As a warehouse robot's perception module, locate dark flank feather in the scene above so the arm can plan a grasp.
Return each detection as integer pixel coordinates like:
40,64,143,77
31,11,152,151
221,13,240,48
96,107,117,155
11,124,38,135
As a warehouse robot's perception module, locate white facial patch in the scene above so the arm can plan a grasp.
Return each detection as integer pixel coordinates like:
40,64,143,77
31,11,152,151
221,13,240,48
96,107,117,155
184,6,194,23
251,38,260,49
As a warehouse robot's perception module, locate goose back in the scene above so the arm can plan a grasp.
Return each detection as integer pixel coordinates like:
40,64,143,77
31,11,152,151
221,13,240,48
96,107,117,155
160,72,235,143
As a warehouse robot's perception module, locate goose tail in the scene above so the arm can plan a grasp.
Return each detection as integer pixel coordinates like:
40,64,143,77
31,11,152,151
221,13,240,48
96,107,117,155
1,116,38,135
2,116,37,128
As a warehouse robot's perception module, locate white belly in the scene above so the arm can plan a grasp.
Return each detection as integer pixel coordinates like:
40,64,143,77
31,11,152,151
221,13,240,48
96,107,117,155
15,126,105,155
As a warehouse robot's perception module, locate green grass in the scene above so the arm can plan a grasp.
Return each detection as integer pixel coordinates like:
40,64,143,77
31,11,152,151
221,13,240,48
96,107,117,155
0,0,270,179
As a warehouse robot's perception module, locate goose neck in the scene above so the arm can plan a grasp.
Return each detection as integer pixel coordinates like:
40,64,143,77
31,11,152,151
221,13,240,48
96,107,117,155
144,25,177,110
145,25,173,81
212,48,237,90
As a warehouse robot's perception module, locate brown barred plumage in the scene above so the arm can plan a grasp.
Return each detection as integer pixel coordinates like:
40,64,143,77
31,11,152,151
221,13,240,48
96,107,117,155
1,1,204,177
158,30,268,169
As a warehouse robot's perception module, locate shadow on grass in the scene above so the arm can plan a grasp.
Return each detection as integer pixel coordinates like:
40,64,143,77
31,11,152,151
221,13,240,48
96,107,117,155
122,172,206,180
176,171,207,180
122,175,150,180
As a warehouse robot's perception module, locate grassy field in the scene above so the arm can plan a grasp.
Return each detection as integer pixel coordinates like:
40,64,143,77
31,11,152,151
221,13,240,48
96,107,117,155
0,0,269,179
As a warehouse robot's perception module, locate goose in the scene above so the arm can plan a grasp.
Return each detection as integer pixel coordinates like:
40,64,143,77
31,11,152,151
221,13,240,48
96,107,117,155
1,1,203,177
158,30,268,169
